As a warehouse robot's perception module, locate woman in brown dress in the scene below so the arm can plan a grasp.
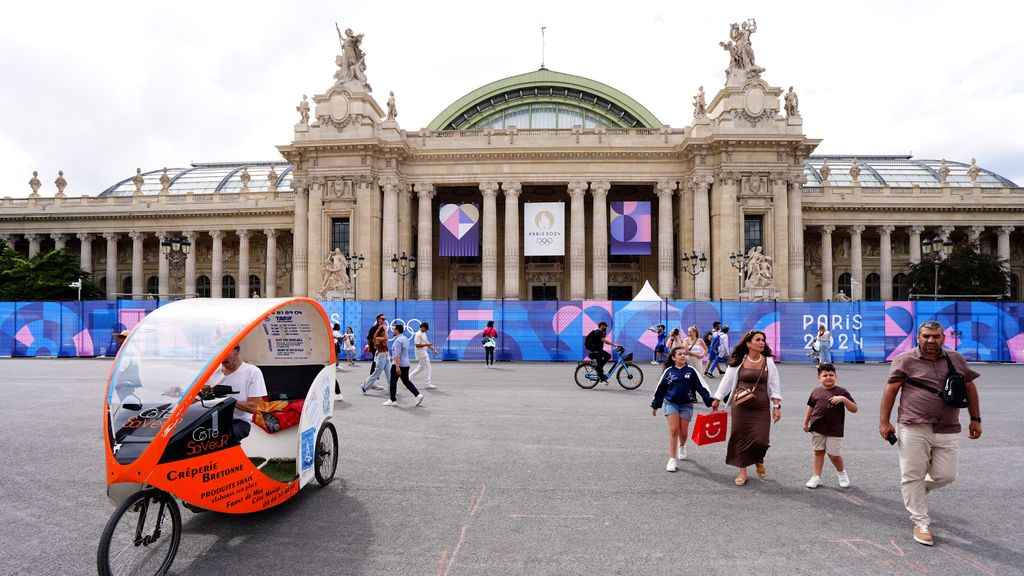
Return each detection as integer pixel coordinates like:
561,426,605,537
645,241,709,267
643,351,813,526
710,330,782,486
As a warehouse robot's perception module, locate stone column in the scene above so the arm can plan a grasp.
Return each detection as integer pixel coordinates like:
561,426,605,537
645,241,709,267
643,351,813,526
656,180,675,299
398,184,413,298
292,184,308,296
878,225,895,300
770,173,790,300
480,181,499,299
967,225,985,245
264,229,278,298
939,224,955,242
908,225,924,265
502,182,522,299
849,225,865,301
676,181,690,299
997,226,1014,263
183,231,197,297
237,229,250,298
381,177,400,300
591,181,611,299
692,175,713,300
129,231,144,299
787,175,807,301
568,180,588,300
416,184,435,300
156,231,169,300
710,172,739,300
76,233,94,276
353,175,380,299
103,232,120,299
26,234,40,258
210,230,224,298
820,225,835,300
50,233,66,251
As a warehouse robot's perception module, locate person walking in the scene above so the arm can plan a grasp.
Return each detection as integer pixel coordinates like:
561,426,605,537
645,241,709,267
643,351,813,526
682,326,708,369
814,324,833,365
803,362,857,489
366,313,386,375
410,322,438,389
665,328,683,353
647,324,668,365
384,324,424,406
710,330,782,486
705,325,730,378
332,323,343,368
482,320,498,368
879,320,982,546
343,327,356,366
361,324,390,394
651,347,715,472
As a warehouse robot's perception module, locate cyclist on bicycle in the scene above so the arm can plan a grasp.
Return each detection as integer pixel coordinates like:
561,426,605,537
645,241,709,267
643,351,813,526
585,321,620,381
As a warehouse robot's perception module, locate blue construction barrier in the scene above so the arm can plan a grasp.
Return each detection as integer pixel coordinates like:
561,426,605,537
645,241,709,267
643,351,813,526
3,299,1022,362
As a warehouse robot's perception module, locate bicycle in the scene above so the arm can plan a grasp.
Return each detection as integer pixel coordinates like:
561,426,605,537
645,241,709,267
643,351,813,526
574,347,645,390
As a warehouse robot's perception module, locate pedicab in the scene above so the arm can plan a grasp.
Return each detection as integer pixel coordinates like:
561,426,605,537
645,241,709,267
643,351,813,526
98,297,340,576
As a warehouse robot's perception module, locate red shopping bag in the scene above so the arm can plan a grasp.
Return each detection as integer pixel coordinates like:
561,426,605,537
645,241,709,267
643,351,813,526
691,412,728,446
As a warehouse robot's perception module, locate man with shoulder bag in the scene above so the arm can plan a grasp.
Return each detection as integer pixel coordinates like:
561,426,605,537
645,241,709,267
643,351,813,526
879,320,982,547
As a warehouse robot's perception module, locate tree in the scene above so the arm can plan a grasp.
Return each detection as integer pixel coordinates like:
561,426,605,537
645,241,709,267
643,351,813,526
0,242,104,301
907,241,1010,299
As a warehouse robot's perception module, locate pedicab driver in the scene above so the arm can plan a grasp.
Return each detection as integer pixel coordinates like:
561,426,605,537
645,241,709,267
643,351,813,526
585,321,620,381
210,345,267,441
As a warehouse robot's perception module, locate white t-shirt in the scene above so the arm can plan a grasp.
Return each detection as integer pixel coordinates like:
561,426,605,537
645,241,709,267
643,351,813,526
212,362,267,422
413,331,431,359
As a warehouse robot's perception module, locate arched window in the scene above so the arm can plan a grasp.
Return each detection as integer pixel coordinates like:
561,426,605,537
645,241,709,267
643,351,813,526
249,275,261,298
893,273,910,300
121,276,133,296
146,276,159,296
837,273,852,300
197,275,211,298
223,275,236,298
865,273,881,301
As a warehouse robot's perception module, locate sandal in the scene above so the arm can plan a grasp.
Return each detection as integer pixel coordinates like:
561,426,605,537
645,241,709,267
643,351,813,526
734,474,748,486
755,463,767,478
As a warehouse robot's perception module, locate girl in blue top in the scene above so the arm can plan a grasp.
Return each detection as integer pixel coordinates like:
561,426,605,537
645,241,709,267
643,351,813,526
651,347,715,472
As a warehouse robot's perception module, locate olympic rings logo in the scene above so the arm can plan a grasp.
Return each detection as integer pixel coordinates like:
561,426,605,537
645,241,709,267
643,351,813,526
535,237,554,246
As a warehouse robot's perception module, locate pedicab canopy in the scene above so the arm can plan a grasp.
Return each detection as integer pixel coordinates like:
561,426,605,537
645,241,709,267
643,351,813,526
104,297,336,513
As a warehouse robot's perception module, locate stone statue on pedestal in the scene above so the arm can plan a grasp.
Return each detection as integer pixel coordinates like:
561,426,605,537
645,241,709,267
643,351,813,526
819,160,831,182
317,248,353,298
937,159,950,183
721,19,764,84
159,168,171,194
386,91,397,121
693,86,706,117
967,158,980,185
784,86,800,117
240,166,251,193
132,168,145,195
54,171,67,196
833,290,851,303
849,159,861,183
267,165,278,192
334,24,371,92
296,95,310,125
29,171,41,196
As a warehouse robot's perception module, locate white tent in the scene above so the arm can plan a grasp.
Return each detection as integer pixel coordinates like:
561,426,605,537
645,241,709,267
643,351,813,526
631,280,663,302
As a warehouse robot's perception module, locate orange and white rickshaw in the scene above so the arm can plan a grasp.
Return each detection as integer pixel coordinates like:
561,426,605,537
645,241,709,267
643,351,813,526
98,298,339,576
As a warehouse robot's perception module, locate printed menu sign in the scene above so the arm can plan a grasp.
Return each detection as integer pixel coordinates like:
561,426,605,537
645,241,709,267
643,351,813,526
260,310,314,361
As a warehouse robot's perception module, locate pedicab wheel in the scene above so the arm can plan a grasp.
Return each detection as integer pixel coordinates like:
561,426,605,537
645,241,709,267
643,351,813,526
617,363,644,390
97,488,181,576
574,363,598,389
314,421,339,486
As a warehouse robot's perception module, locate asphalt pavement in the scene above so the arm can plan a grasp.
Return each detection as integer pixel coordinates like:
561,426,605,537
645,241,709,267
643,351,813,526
1,358,1021,576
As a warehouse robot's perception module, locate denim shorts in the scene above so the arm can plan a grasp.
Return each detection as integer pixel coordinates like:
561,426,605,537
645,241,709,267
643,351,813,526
664,400,693,420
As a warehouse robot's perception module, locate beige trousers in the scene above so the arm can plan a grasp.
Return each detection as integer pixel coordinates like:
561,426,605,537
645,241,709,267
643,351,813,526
410,355,432,387
898,423,960,527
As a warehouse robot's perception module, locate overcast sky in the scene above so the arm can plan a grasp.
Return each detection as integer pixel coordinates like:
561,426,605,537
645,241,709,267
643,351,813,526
3,0,1022,197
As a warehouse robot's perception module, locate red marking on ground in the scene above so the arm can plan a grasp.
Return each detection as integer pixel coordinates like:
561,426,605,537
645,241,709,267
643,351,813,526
435,549,448,576
831,488,865,506
510,514,596,519
468,482,486,516
939,545,995,575
828,538,905,558
442,525,468,576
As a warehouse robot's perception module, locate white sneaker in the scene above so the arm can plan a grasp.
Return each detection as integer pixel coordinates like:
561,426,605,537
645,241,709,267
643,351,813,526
805,475,822,489
837,470,851,488
371,384,383,390
382,399,397,406
666,458,677,472
650,360,659,365
335,395,344,402
677,443,687,461
415,394,424,406
425,384,437,389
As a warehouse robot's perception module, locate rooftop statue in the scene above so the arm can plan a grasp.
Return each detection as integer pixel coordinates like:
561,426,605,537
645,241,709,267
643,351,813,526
387,91,397,121
784,86,800,118
334,24,371,92
967,158,981,185
819,159,831,181
849,159,861,182
296,95,310,125
937,159,950,183
721,19,765,85
54,170,67,196
29,171,41,196
692,86,706,117
132,168,145,195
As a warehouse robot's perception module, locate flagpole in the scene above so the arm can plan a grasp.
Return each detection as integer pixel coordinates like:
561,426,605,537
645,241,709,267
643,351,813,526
541,26,546,69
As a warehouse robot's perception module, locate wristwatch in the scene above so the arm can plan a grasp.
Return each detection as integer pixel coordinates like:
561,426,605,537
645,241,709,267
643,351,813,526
970,416,982,423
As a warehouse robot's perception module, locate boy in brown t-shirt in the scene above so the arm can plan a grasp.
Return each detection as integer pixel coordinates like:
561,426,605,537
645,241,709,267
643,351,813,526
803,363,858,489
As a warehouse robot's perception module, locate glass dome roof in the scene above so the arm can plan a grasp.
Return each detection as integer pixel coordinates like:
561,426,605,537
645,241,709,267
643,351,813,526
99,162,293,197
802,156,1016,188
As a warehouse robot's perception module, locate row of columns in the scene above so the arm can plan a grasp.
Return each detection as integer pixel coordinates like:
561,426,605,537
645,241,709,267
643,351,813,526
817,224,1015,300
1,230,282,300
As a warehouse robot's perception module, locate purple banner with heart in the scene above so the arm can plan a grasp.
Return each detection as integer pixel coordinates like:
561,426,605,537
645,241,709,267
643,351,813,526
610,201,651,255
439,203,480,257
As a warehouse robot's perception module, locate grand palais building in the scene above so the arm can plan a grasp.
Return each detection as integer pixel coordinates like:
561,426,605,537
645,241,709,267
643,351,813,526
2,24,1022,304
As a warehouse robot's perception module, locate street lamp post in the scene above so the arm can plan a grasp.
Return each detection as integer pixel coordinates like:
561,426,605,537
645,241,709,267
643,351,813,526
390,252,416,300
921,235,953,301
348,253,365,300
680,251,708,287
160,233,192,299
729,250,751,301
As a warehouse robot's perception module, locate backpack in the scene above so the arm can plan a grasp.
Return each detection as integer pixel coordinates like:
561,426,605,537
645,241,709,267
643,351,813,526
903,354,970,408
584,330,604,352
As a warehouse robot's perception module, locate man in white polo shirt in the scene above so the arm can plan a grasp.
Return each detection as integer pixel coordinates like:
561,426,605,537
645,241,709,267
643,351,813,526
410,322,438,390
210,345,267,440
